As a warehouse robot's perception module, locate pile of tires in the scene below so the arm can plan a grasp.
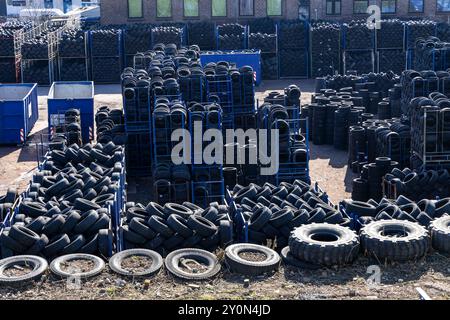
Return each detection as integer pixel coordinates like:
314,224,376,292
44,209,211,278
121,201,233,256
351,157,398,201
152,164,191,204
344,50,374,75
278,20,308,78
384,168,450,201
0,28,16,57
152,26,183,48
437,22,450,42
0,188,18,222
310,22,341,77
377,49,406,75
21,37,49,60
58,58,87,81
344,192,450,228
218,24,246,50
247,17,276,35
58,29,86,58
22,60,51,85
0,142,124,259
414,37,449,71
95,106,126,145
232,180,351,250
187,21,215,50
62,109,82,146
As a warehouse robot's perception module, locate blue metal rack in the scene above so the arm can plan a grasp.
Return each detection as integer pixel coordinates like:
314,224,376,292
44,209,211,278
191,165,225,208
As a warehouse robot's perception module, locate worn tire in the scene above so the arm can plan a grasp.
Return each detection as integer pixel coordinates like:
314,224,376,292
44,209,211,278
280,246,321,270
0,255,48,284
50,253,105,278
164,248,221,280
288,223,360,266
109,249,163,277
225,243,280,276
360,220,430,262
429,215,450,254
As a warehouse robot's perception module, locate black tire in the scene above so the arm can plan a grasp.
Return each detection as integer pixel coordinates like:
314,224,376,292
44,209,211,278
74,210,99,234
219,220,233,247
289,223,359,266
129,217,157,239
429,215,450,254
225,243,280,276
248,207,272,231
74,199,101,212
122,225,147,245
43,234,71,258
41,215,66,237
280,246,321,270
109,249,163,277
62,234,86,255
60,211,82,234
148,216,173,238
24,235,49,255
50,254,105,278
8,226,40,248
344,200,377,217
269,209,294,228
0,230,27,253
0,255,48,284
360,219,430,262
166,214,193,238
186,215,217,237
163,203,193,219
164,248,221,280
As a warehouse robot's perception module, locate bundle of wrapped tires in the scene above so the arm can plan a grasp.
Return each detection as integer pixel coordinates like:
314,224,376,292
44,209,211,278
0,142,124,260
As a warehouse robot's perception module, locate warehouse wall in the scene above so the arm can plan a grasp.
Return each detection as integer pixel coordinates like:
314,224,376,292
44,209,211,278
99,0,450,25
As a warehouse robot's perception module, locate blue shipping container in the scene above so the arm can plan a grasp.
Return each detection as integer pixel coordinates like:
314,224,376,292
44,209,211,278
47,81,94,143
200,50,262,85
0,83,38,145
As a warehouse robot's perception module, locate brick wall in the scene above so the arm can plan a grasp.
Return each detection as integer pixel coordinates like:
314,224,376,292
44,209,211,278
99,0,450,25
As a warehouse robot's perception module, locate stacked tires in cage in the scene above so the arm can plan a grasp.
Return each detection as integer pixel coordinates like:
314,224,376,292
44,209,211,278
278,20,308,78
248,18,278,80
376,20,406,75
58,29,88,81
310,22,340,77
90,29,122,84
342,20,375,75
218,24,246,50
123,24,152,67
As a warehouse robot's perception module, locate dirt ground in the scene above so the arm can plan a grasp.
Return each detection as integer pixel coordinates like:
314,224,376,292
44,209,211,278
0,79,448,300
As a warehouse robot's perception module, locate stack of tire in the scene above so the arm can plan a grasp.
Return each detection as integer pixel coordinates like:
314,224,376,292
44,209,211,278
121,201,233,256
124,24,152,66
310,22,341,77
232,180,351,250
351,157,398,202
152,164,191,204
152,26,184,48
187,21,216,50
0,26,18,83
90,28,122,83
63,109,83,146
0,188,18,222
376,20,405,74
409,90,450,162
384,168,450,201
414,37,449,72
342,20,375,74
437,22,450,42
58,29,86,58
248,17,277,80
95,106,126,145
218,24,246,50
0,142,124,259
278,20,308,77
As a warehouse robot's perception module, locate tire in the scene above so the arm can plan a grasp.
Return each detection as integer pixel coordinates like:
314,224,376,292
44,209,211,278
24,235,49,255
225,243,280,276
186,215,217,237
129,217,157,239
109,249,163,277
0,255,48,284
43,234,70,258
289,223,360,266
166,214,193,238
50,254,105,278
429,215,450,253
0,230,27,253
148,216,173,238
248,207,272,231
122,225,147,245
344,200,377,217
164,248,221,280
74,210,99,234
41,215,66,237
280,246,321,270
360,220,430,262
62,235,86,255
8,226,39,248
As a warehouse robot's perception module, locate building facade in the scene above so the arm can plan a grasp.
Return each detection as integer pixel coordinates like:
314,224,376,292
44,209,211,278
99,0,450,25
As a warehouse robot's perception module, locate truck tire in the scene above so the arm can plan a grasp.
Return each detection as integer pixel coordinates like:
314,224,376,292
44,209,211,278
429,215,450,253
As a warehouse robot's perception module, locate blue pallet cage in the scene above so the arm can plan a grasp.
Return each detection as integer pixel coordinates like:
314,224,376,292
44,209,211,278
205,74,233,129
47,81,94,143
179,75,207,103
123,85,152,132
405,23,437,50
200,50,262,85
191,166,225,208
125,130,152,176
152,100,188,165
0,83,38,145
